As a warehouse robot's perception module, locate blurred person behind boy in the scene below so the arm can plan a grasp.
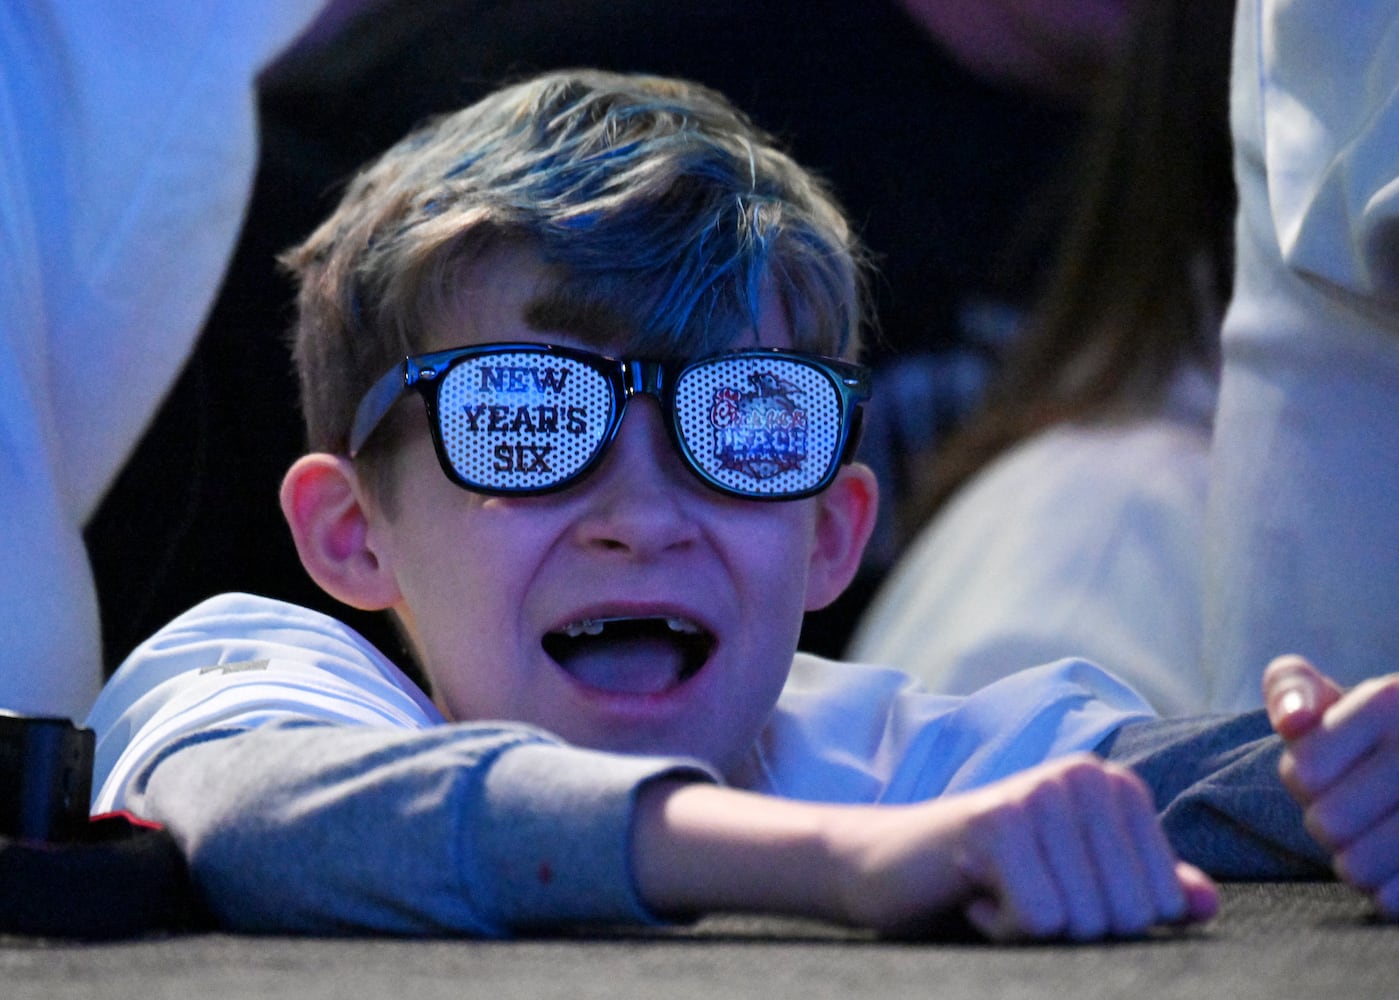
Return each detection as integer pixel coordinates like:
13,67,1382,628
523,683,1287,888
851,0,1233,716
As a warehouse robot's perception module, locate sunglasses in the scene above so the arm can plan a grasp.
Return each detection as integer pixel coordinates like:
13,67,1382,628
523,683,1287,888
349,343,869,500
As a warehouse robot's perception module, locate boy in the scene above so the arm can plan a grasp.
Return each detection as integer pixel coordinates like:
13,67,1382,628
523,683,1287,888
87,70,1397,940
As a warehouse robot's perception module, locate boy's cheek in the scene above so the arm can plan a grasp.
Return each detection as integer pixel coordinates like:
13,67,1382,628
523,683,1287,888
799,464,879,612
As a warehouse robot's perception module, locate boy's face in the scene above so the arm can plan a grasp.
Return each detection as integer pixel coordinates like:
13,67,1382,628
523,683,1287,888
360,245,870,775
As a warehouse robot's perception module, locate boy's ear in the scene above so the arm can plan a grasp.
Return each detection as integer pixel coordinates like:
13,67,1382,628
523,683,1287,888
279,454,402,611
803,462,879,612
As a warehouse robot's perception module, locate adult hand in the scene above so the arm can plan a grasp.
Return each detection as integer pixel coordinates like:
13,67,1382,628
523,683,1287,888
1264,655,1399,918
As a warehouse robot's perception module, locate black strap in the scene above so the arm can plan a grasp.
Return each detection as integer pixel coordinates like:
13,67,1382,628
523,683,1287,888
0,812,204,939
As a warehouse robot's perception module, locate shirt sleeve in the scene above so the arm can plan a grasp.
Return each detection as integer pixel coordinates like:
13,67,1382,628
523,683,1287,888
126,722,715,936
1097,711,1329,879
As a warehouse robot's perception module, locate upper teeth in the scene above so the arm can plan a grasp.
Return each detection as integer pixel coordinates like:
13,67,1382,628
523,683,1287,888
562,620,606,638
559,616,700,637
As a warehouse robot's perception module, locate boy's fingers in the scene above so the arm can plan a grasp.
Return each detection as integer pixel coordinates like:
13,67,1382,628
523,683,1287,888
1036,774,1111,940
1113,766,1191,925
1263,654,1342,741
963,895,1012,942
968,803,1065,940
1173,862,1220,924
1075,766,1160,936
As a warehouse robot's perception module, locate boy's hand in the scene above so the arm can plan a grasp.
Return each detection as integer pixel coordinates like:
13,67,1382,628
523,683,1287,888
1264,655,1399,919
831,754,1217,941
634,755,1217,942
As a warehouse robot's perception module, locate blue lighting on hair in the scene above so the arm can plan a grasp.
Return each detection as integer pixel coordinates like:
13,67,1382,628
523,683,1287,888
350,71,857,361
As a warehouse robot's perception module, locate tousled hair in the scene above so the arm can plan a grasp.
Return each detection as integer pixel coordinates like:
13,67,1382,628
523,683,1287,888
282,69,868,460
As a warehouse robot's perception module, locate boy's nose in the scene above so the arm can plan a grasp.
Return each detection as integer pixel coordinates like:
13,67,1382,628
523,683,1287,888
570,398,703,556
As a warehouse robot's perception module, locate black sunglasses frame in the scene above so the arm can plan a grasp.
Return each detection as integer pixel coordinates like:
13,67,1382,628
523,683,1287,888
349,342,870,501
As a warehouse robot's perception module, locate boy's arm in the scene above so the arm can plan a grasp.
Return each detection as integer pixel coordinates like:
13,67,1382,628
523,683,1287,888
136,715,1217,941
1264,656,1399,919
632,753,1218,941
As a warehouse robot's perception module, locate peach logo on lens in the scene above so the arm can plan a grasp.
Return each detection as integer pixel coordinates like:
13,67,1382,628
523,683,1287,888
708,372,809,480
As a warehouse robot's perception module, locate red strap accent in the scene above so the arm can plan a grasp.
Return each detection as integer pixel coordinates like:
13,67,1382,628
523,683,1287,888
89,810,165,832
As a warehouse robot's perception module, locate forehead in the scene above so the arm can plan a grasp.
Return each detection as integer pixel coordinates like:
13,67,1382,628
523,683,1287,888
425,243,793,356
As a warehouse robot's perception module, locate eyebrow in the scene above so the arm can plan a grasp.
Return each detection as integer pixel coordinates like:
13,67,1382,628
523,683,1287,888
523,290,634,345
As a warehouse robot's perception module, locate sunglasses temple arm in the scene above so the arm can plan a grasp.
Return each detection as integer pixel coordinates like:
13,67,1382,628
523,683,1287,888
348,363,411,457
840,404,867,465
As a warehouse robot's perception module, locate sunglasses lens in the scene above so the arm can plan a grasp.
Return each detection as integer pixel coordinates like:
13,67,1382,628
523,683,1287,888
672,355,848,498
434,349,615,493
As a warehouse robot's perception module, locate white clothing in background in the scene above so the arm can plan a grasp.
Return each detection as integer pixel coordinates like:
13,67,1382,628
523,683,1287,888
1203,0,1399,705
851,371,1214,716
0,1,328,716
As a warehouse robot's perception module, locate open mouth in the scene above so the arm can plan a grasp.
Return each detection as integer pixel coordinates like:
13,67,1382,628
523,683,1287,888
542,616,716,695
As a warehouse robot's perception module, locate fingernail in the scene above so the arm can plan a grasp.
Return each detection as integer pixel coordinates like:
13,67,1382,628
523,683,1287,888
1276,687,1310,718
